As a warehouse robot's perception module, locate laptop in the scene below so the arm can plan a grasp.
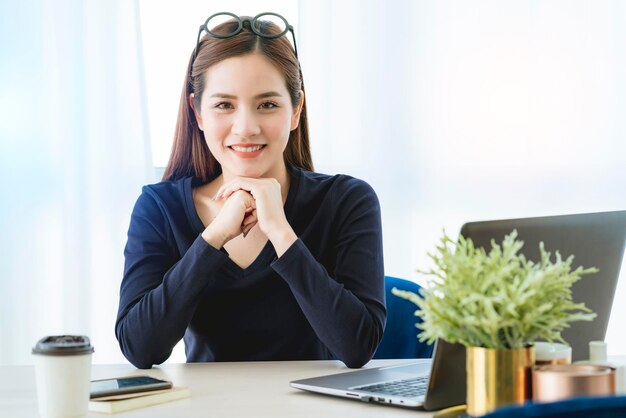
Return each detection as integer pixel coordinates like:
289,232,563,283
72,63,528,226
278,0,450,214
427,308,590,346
291,340,466,410
290,210,626,410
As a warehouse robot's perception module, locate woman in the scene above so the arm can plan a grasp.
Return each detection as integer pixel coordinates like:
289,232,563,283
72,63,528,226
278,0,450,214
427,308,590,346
115,13,385,369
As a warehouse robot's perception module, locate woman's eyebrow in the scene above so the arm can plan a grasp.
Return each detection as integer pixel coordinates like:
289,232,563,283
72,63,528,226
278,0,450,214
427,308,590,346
209,93,237,99
209,91,283,99
255,91,283,99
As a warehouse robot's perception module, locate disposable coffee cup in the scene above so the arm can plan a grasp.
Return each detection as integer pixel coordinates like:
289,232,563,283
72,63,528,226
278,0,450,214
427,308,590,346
32,335,94,418
534,342,572,365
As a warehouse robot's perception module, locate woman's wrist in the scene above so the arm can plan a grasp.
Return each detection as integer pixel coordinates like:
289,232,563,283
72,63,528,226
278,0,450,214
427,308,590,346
267,225,298,257
201,226,227,250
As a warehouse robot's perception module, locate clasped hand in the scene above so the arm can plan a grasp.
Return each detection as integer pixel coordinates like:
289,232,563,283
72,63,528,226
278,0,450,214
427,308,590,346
202,177,291,248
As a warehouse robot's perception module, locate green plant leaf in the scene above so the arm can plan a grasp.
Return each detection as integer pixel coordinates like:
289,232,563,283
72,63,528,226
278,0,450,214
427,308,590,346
393,230,598,349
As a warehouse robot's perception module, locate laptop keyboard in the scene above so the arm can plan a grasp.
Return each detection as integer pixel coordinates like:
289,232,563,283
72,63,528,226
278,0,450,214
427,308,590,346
352,375,429,397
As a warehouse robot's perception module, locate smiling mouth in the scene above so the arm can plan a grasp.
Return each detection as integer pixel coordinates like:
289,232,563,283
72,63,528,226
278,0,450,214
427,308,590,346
229,145,266,153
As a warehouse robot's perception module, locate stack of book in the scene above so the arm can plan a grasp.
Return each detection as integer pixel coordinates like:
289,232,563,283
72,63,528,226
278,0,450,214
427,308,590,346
88,386,191,414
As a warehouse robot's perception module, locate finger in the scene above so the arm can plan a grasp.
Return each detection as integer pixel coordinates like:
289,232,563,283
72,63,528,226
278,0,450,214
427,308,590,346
242,221,256,233
242,213,257,226
214,185,243,201
213,181,242,200
212,190,227,201
214,179,257,200
242,221,257,238
222,185,248,201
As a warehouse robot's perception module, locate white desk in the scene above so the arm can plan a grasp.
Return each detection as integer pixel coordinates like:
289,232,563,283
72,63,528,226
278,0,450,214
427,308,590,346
1,360,436,417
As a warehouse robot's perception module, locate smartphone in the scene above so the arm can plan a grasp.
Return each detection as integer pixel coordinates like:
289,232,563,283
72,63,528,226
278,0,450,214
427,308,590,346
90,375,173,398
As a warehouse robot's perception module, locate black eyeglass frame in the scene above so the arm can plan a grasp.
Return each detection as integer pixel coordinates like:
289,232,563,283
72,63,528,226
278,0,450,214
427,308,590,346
190,12,298,69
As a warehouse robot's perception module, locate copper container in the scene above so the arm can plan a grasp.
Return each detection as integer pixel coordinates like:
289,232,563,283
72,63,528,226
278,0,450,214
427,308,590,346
533,364,616,402
466,346,534,417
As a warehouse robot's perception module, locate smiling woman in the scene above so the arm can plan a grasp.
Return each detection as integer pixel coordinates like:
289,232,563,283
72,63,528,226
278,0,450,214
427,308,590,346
114,13,386,369
138,2,299,169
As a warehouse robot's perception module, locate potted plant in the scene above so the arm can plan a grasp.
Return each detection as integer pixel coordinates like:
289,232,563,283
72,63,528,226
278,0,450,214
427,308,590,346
392,230,597,416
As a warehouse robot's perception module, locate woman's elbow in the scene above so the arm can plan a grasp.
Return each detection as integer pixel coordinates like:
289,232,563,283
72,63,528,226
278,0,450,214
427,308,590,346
341,328,382,369
132,359,157,369
343,354,372,369
115,323,161,369
117,338,155,369
127,354,155,370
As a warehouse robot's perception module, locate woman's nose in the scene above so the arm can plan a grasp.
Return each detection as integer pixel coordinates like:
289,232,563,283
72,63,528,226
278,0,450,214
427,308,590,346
231,109,261,138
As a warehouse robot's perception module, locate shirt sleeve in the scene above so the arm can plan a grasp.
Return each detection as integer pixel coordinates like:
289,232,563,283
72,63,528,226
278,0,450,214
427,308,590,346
115,188,229,369
271,178,386,368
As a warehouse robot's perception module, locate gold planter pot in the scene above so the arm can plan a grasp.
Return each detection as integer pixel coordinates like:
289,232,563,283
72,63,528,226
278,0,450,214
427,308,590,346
466,345,535,417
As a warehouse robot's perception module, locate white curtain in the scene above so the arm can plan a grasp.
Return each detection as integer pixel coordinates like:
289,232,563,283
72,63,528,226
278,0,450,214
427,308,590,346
298,0,626,351
0,0,152,364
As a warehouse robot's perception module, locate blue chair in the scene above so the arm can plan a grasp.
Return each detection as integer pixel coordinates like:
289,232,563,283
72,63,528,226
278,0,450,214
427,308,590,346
481,395,626,417
373,276,434,359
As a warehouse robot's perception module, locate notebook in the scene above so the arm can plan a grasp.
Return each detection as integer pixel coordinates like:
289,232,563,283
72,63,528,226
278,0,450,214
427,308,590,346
88,386,190,414
290,210,626,410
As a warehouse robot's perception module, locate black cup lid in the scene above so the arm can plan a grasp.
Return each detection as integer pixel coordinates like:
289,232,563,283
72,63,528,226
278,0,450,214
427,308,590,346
32,335,94,356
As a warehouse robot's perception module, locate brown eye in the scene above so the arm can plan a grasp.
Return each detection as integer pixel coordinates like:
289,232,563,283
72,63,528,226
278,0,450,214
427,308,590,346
259,101,278,109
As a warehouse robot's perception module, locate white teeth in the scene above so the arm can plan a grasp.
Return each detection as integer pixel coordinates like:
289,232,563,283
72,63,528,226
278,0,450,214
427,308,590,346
231,145,264,152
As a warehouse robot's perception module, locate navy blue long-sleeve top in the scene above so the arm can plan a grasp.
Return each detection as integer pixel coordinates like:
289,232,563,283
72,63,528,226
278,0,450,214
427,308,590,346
115,166,386,369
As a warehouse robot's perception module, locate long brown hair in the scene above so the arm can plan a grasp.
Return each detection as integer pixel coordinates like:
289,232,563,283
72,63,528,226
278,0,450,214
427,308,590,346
162,16,313,182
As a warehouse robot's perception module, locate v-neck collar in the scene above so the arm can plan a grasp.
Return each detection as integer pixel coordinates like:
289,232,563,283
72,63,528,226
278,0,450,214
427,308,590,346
183,166,301,276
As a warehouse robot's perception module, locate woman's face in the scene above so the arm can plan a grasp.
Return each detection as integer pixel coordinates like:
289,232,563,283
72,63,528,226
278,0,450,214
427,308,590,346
192,53,302,179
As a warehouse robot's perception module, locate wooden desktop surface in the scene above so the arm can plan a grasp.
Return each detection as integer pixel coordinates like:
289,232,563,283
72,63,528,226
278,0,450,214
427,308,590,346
2,359,437,417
